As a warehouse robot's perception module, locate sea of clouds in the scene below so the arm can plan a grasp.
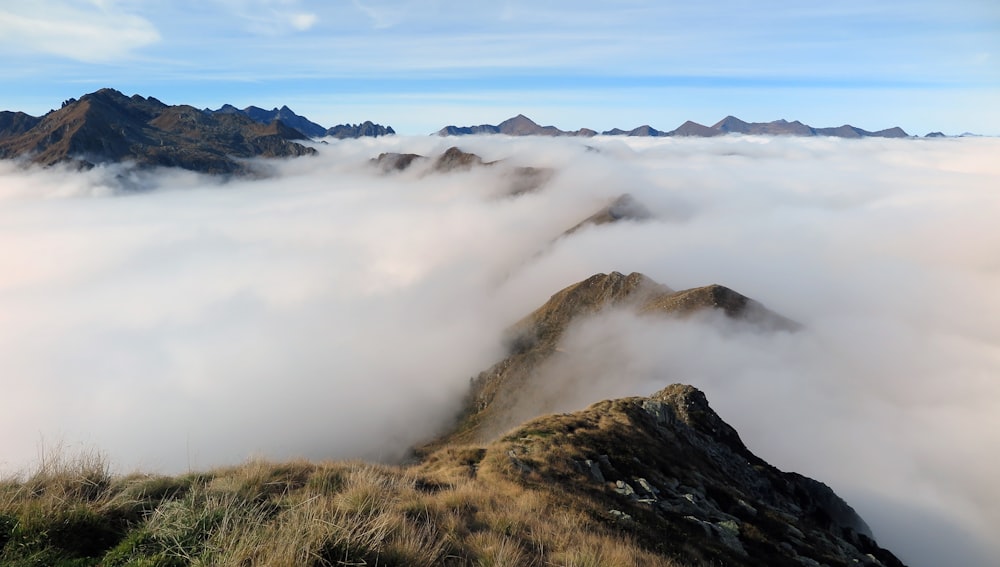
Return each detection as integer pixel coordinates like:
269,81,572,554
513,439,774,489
1,134,997,566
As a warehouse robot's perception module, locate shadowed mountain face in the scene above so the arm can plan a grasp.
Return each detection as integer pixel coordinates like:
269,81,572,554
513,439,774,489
208,103,328,138
0,111,41,137
0,89,317,175
206,104,395,139
439,114,909,139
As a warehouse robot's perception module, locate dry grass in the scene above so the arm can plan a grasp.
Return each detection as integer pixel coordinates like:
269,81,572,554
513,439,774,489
0,443,689,567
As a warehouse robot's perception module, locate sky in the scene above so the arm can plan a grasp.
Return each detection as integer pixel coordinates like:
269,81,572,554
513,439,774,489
0,0,998,135
1,135,999,567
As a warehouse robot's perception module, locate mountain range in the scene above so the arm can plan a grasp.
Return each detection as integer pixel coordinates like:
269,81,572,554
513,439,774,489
0,88,970,177
437,114,911,138
0,89,393,175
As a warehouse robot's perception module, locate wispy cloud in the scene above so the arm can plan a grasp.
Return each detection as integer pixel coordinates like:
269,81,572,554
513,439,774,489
0,0,159,63
209,0,319,35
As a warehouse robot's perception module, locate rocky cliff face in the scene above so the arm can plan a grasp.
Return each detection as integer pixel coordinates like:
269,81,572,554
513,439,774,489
0,89,316,175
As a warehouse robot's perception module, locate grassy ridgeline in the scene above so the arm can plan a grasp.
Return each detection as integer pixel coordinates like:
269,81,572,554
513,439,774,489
0,447,674,567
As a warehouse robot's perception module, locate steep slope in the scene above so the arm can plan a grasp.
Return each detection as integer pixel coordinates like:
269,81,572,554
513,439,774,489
430,271,797,447
439,384,906,566
245,105,326,138
0,89,316,175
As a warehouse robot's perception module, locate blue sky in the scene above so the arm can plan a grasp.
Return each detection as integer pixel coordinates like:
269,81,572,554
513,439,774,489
0,0,997,134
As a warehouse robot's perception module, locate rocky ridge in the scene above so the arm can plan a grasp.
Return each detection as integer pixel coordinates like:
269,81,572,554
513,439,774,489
206,104,395,140
427,271,799,448
449,383,906,566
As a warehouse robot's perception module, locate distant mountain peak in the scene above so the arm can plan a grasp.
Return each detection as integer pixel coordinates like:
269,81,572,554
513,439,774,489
437,115,909,139
438,115,596,137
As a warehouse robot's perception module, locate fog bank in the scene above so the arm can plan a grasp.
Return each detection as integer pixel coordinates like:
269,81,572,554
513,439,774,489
1,135,998,566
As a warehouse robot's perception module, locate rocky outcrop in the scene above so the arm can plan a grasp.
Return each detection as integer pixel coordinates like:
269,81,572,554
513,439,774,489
460,384,906,566
0,89,316,175
370,151,426,172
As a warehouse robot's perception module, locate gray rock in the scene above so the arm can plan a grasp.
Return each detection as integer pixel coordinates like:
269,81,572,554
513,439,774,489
583,459,605,483
608,509,633,522
636,477,659,496
615,480,637,498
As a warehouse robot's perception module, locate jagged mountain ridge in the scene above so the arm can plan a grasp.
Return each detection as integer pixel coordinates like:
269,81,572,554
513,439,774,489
205,104,396,140
437,114,910,138
206,103,329,138
0,89,316,175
